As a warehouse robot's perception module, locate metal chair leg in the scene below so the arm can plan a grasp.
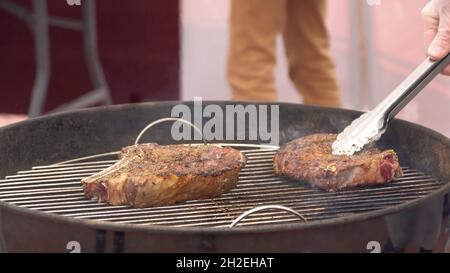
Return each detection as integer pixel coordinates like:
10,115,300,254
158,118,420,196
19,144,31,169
4,0,111,116
28,0,50,117
82,0,112,105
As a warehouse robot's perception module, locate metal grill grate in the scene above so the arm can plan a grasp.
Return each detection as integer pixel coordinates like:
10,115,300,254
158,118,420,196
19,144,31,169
0,144,445,228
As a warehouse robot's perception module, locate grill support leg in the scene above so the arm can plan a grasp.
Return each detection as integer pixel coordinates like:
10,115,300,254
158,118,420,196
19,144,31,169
113,232,125,253
0,212,6,253
382,238,405,253
95,229,107,253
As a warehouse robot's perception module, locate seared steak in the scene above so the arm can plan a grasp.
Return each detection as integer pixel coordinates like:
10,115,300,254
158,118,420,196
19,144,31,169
273,134,403,191
82,144,246,208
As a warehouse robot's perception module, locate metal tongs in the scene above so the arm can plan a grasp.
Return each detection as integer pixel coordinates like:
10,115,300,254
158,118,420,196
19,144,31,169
332,53,450,155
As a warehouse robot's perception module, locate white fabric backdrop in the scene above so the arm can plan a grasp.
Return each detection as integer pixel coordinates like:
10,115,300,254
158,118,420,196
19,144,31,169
181,0,450,137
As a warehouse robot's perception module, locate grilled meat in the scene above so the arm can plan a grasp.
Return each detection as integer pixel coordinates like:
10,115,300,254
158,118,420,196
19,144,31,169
273,134,403,191
82,144,246,208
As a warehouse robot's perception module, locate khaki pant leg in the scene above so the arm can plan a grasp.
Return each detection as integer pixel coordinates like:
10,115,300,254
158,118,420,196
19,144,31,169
283,0,342,107
227,0,286,101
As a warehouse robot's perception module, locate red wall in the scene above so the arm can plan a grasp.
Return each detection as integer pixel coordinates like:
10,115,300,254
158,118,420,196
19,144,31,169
0,0,180,114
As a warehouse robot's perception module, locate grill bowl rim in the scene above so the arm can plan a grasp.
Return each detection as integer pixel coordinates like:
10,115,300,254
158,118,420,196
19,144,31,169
0,101,449,234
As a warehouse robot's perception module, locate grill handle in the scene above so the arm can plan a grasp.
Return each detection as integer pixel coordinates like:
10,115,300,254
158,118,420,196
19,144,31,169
229,205,307,228
134,117,206,145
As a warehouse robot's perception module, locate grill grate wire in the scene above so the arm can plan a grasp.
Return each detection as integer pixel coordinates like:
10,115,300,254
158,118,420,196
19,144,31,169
0,145,444,228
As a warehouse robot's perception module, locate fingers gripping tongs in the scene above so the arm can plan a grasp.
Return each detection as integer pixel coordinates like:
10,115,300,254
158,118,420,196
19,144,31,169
332,53,450,155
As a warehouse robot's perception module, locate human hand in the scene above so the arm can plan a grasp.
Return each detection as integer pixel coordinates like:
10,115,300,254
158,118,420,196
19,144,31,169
422,0,450,75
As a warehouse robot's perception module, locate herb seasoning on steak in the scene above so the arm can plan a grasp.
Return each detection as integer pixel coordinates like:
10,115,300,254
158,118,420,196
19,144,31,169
273,134,403,191
82,144,246,208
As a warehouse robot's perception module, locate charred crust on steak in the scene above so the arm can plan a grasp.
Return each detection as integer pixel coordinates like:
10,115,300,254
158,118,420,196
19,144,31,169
118,144,246,177
81,144,247,208
274,134,403,191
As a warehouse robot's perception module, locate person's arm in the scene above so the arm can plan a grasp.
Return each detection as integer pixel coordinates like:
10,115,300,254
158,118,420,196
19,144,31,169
422,0,450,75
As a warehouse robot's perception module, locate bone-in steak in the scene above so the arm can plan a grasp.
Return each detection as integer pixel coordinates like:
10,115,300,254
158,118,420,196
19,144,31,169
82,144,247,208
273,134,403,191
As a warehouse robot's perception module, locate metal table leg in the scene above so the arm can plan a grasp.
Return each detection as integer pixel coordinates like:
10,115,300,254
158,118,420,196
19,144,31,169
50,0,112,112
1,0,112,117
28,0,51,117
83,0,111,105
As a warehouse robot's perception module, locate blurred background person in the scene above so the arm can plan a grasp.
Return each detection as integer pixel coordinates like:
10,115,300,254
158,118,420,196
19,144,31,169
227,0,342,107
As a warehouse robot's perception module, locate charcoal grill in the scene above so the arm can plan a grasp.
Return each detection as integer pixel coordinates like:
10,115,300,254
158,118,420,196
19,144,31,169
0,101,449,252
